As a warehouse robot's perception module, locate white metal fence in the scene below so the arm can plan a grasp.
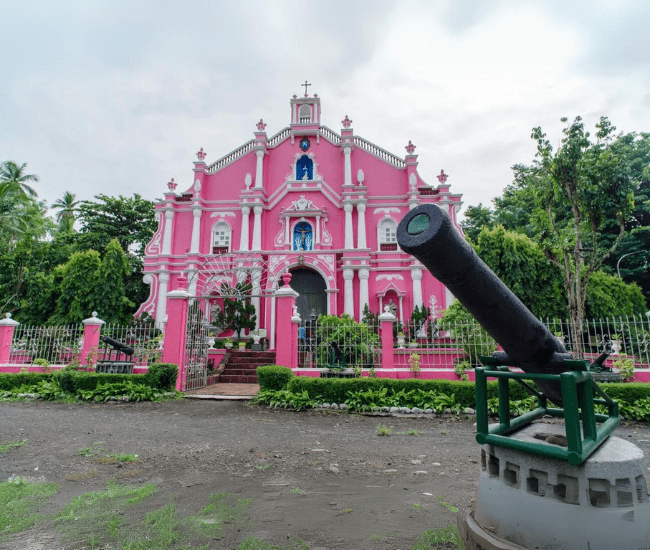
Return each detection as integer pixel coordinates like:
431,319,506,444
99,323,162,366
7,324,83,365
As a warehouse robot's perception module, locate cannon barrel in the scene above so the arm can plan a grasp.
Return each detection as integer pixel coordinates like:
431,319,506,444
100,336,134,356
397,204,572,404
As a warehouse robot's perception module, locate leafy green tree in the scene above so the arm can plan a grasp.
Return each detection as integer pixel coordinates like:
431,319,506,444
94,239,134,324
526,116,638,355
473,225,566,319
213,282,257,340
50,250,102,324
77,194,157,256
51,191,80,233
0,161,38,199
585,271,647,319
460,203,495,243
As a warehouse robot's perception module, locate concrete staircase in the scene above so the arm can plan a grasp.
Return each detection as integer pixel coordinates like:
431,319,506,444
219,350,277,384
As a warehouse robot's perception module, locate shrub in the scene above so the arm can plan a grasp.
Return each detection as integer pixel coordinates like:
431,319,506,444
257,365,295,391
0,372,54,390
143,363,178,390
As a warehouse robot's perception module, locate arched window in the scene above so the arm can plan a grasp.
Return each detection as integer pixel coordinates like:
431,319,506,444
212,221,231,254
378,218,398,251
296,155,313,180
293,221,313,251
299,104,311,123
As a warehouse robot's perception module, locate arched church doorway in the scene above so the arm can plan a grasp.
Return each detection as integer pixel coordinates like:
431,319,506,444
289,267,327,321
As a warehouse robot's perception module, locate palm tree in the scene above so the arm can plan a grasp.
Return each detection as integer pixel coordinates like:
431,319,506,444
0,161,39,200
52,191,80,232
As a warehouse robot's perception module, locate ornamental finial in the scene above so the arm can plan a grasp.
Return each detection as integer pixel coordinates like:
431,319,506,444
405,140,416,154
256,119,267,131
437,169,448,184
196,147,207,161
167,178,177,191
342,115,352,128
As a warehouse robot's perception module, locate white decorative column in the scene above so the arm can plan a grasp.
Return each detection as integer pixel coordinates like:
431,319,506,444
190,207,202,254
156,272,170,329
239,206,250,251
252,205,263,251
411,268,423,310
343,268,355,318
342,145,352,187
356,203,367,249
251,268,262,330
358,268,369,316
187,265,197,297
255,150,264,189
162,209,174,255
344,203,354,249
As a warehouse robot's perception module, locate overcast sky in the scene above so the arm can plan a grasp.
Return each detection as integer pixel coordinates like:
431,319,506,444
2,0,649,219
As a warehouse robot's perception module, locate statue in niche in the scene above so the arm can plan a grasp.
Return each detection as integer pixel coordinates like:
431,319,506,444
387,299,398,317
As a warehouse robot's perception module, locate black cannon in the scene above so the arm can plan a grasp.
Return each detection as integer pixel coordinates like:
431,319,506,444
397,203,573,405
96,336,135,374
100,336,134,357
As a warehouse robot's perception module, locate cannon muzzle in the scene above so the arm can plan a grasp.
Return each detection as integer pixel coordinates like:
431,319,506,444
100,336,134,357
397,203,571,404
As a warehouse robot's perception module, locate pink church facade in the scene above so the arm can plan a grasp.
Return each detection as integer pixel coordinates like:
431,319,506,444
137,92,464,347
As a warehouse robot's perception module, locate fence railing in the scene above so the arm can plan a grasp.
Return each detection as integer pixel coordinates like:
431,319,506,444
7,324,83,365
100,323,162,366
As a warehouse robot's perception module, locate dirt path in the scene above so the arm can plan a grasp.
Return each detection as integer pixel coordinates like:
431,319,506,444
1,400,649,549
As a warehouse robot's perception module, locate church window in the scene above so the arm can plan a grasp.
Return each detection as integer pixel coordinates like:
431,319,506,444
296,155,313,180
378,218,398,251
299,104,311,123
293,221,313,251
212,222,231,254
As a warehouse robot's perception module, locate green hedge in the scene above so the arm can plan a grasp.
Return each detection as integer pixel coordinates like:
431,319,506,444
0,372,54,390
54,363,178,394
257,365,295,391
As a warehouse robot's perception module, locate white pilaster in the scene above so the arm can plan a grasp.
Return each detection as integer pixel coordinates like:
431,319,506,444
343,268,355,318
344,203,354,249
343,145,352,187
356,203,367,249
411,268,423,310
162,209,173,255
252,205,263,251
187,265,197,297
251,268,262,330
358,268,369,317
255,150,264,189
156,272,170,329
190,207,202,254
239,206,250,251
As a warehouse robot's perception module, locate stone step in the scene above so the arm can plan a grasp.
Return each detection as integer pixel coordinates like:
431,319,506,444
222,365,260,373
219,374,259,384
227,358,277,366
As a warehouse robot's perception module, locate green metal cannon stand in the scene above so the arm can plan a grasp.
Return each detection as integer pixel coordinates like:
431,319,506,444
475,358,620,466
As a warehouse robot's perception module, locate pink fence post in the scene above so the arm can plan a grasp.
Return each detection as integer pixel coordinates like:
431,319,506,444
275,272,298,370
162,276,190,391
379,306,396,369
0,313,19,364
81,312,105,366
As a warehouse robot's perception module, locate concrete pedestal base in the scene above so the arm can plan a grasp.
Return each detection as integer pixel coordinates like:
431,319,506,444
459,422,650,550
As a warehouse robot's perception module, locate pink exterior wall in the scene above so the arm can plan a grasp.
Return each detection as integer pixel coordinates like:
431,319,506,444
137,93,464,337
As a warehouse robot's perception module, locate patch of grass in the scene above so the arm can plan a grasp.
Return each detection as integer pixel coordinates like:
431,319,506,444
413,524,465,550
77,447,97,457
411,502,424,510
0,479,59,541
395,429,421,435
290,486,306,494
376,424,393,436
238,535,309,550
440,430,448,435
65,470,99,482
93,453,138,465
52,480,158,545
371,531,397,541
254,464,270,470
438,495,458,513
0,439,27,453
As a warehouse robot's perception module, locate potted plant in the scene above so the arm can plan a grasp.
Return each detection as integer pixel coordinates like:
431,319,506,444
397,332,406,349
208,333,216,349
238,341,247,350
610,334,622,355
553,330,565,346
223,338,233,350
409,353,420,378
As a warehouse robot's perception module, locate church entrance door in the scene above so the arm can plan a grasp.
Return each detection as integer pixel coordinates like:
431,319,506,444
290,268,327,321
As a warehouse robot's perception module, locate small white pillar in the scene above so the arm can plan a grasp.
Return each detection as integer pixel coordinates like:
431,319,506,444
356,203,367,249
411,268,423,309
343,145,352,187
156,272,170,329
255,150,264,189
252,205,263,251
358,268,369,317
239,206,250,251
344,203,354,250
343,268,355,318
190,207,202,254
162,209,173,255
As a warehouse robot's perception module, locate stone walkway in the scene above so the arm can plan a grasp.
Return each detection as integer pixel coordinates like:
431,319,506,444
184,383,260,400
